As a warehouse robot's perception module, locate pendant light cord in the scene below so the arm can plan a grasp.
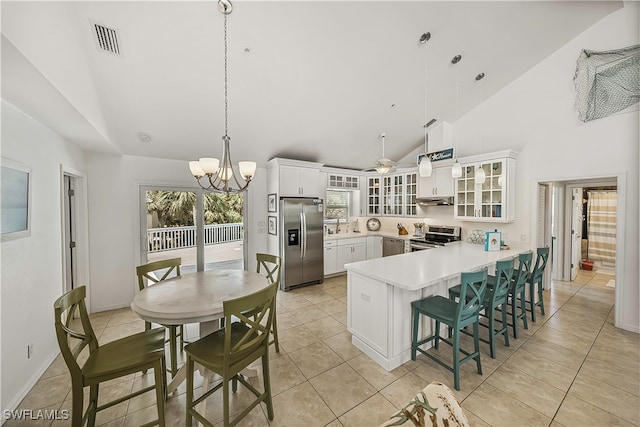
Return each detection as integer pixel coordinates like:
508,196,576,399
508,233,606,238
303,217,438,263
223,12,229,138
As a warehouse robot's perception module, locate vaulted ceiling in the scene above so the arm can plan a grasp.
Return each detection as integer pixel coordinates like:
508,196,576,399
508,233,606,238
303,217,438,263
1,1,622,171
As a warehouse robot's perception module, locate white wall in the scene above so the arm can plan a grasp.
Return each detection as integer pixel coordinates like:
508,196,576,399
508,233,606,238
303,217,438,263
1,100,86,412
85,152,268,312
451,3,639,331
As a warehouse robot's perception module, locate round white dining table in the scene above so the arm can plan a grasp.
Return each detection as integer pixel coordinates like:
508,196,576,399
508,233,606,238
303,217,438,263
131,269,271,393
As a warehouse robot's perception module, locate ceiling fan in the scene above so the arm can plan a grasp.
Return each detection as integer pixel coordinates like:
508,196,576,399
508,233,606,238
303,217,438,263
363,133,398,174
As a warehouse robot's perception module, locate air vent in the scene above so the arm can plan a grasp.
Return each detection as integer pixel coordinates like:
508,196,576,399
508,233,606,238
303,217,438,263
423,118,437,128
90,20,121,56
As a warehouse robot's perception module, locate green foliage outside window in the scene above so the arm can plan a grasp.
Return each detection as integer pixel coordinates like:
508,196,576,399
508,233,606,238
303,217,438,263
146,191,243,227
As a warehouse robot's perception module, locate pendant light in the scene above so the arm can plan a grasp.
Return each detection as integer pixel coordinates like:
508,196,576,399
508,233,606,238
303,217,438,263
189,0,256,193
418,32,432,178
451,54,463,179
475,72,486,184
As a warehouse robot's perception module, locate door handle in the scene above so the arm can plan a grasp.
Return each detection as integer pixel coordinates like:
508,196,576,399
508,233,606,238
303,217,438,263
300,212,305,258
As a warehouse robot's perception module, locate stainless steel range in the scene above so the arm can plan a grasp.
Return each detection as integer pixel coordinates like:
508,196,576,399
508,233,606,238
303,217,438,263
410,225,461,251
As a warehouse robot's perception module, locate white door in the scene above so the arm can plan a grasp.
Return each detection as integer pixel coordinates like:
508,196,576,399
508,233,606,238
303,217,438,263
570,187,583,280
63,175,78,292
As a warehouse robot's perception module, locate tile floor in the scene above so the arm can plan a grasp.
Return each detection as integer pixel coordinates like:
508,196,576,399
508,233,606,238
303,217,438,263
9,269,640,426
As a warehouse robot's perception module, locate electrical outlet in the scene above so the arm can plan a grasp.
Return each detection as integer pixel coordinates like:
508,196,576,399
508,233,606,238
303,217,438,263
520,234,527,242
27,343,33,359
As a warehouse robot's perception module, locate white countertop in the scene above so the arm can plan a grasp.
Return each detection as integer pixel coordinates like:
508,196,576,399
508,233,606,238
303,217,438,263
344,241,526,291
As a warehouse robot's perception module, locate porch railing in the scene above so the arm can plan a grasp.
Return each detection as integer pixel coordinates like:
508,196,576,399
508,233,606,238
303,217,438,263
147,223,244,252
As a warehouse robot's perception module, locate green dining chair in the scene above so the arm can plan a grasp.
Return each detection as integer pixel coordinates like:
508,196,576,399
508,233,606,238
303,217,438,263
255,253,282,352
449,260,513,359
54,286,166,427
185,281,278,427
527,247,549,322
411,268,488,391
136,257,184,377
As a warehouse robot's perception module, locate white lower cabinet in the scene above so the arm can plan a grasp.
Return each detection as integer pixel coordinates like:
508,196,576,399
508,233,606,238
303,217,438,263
324,237,367,275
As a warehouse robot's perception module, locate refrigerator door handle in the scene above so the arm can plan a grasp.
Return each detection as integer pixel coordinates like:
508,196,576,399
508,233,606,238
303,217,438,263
300,212,305,258
301,212,307,258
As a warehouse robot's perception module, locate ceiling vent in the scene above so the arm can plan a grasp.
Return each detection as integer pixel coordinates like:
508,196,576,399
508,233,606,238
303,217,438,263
90,20,122,56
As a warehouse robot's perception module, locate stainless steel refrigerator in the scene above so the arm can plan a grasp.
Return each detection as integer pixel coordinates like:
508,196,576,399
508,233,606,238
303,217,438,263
279,198,324,291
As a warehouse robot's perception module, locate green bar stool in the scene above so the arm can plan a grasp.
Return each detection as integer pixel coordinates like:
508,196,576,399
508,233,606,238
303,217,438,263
449,260,513,358
54,286,166,427
254,253,282,352
411,268,488,391
527,247,549,322
507,251,533,338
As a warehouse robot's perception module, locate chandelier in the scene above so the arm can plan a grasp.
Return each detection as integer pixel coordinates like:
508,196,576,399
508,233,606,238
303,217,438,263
189,0,256,193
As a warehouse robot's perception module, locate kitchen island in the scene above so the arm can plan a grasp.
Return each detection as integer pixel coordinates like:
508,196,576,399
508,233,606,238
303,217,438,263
344,242,524,371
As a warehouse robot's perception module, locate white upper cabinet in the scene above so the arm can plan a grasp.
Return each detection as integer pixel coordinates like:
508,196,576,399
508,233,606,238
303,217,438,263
366,171,418,217
417,166,454,198
327,173,359,189
454,150,517,223
268,158,323,198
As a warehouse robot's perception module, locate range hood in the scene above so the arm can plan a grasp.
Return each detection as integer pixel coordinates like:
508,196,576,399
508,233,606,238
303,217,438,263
416,197,454,206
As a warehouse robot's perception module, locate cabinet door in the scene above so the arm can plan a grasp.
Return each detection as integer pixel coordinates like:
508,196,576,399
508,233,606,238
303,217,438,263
345,175,359,189
392,174,404,215
366,236,383,259
299,168,320,196
336,245,352,272
478,160,505,220
279,166,302,197
433,167,454,197
417,173,436,198
404,173,417,216
368,177,381,215
352,243,367,263
454,164,478,220
324,246,339,275
328,174,344,188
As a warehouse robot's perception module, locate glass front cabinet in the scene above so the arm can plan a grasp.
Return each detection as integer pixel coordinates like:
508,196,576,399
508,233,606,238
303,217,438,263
366,171,418,217
454,150,517,222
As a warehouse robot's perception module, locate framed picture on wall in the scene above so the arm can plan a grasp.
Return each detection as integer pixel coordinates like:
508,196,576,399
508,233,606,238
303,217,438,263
1,158,32,242
268,216,277,235
268,193,277,212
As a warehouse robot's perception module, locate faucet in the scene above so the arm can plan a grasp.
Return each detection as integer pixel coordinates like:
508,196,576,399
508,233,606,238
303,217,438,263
336,218,346,234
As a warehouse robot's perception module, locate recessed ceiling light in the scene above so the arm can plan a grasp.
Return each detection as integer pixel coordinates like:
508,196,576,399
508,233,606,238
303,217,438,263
138,132,152,143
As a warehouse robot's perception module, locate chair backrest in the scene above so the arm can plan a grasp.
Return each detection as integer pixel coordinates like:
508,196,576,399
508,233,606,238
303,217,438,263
488,259,514,307
256,253,282,286
53,286,98,380
136,257,181,291
222,282,279,368
456,268,488,327
513,251,533,293
531,247,549,284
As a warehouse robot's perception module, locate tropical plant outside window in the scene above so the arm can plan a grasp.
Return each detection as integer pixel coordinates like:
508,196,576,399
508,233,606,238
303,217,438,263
146,191,243,227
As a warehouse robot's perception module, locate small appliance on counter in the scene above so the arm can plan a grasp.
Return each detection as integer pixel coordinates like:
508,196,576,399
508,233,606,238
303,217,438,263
409,225,461,251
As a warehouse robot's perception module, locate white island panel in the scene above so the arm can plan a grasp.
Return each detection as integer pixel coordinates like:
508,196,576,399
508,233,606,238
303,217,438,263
345,242,526,371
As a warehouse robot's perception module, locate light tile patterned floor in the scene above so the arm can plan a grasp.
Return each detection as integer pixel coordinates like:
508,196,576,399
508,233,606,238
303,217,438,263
9,270,640,426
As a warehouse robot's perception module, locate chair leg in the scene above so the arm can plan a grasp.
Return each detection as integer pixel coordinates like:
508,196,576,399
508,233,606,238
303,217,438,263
186,358,194,427
529,284,537,322
223,373,230,427
272,312,280,353
501,304,510,347
473,322,482,376
70,382,84,427
520,291,529,330
488,310,496,359
232,376,238,393
262,353,274,420
538,284,546,315
87,384,99,427
179,325,185,351
452,326,460,391
154,359,166,427
510,295,519,339
411,307,419,360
